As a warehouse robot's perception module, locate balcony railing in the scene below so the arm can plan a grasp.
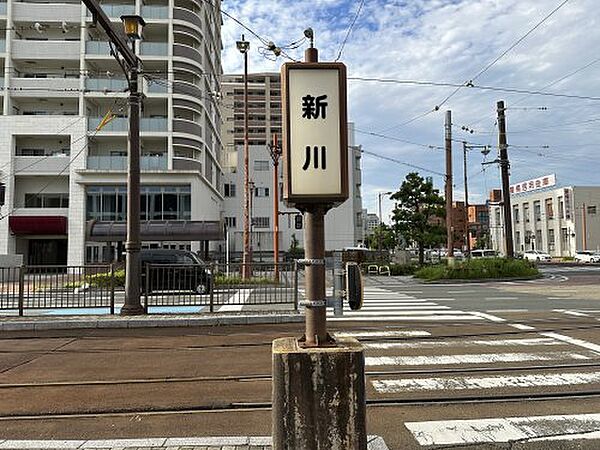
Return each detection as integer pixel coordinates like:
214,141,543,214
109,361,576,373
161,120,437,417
86,41,111,55
0,3,6,15
88,117,168,132
142,5,168,19
0,40,4,52
139,42,168,56
101,4,135,17
87,155,167,171
85,78,128,92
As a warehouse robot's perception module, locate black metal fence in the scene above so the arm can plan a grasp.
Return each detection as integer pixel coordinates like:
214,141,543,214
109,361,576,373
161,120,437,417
0,262,299,316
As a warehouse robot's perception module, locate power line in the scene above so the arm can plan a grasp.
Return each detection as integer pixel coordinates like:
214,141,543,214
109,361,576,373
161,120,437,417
335,0,366,62
354,128,443,150
360,148,446,178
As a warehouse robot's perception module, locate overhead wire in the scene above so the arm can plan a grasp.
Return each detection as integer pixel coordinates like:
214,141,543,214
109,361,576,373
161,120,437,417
335,0,366,62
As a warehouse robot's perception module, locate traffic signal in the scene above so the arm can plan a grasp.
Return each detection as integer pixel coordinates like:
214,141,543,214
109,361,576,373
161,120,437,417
346,262,363,311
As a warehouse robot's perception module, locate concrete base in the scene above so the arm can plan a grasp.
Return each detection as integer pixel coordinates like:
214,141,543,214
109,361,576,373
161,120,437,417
272,337,367,450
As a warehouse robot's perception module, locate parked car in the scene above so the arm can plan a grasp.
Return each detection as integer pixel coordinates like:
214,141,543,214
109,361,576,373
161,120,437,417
140,249,212,294
523,250,551,262
574,251,600,263
470,249,498,259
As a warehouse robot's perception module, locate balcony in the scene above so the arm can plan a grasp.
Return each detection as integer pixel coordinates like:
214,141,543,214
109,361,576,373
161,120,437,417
13,2,79,22
173,7,202,30
173,44,202,65
87,155,167,171
173,156,202,173
98,4,135,17
85,78,128,92
146,80,168,93
0,40,4,53
88,117,168,133
173,118,202,137
139,42,168,56
14,155,70,174
11,77,80,96
0,2,6,15
12,40,79,60
142,5,168,19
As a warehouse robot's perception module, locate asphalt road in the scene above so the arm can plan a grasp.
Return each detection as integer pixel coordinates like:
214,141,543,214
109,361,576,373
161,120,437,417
1,264,599,449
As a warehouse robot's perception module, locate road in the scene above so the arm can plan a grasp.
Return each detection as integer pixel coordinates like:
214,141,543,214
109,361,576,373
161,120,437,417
1,264,599,449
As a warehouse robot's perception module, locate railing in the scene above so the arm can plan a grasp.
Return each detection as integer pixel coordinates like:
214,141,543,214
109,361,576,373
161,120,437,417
0,262,299,316
87,155,167,171
101,4,135,17
85,78,128,91
0,3,6,15
142,5,168,19
139,42,168,56
88,117,168,132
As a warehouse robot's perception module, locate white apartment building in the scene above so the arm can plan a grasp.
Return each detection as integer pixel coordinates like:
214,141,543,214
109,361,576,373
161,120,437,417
364,212,380,235
490,186,600,257
0,0,224,265
220,73,364,257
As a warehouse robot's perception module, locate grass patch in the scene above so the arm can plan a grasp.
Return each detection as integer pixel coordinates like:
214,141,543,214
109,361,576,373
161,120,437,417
214,275,279,286
64,269,125,288
414,258,539,281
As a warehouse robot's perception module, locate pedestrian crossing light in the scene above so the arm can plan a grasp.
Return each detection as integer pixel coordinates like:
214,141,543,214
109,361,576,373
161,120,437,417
120,15,146,40
346,262,363,311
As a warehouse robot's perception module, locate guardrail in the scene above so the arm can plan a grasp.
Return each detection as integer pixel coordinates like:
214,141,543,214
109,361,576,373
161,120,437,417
0,262,299,316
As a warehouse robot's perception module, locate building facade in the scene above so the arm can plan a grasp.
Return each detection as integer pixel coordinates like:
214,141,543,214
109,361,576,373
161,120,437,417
221,72,364,256
0,0,224,265
489,186,600,256
364,212,380,236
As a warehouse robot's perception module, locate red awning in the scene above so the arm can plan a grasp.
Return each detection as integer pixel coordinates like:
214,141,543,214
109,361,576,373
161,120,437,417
9,216,67,235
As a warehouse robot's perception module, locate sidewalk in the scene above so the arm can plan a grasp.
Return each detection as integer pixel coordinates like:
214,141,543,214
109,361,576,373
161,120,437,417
0,436,389,449
0,311,303,332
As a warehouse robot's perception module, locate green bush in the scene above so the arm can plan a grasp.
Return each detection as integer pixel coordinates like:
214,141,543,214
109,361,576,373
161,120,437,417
214,274,279,286
64,269,125,288
414,258,539,281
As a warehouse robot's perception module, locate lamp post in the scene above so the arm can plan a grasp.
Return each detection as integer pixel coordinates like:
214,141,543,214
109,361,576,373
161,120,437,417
237,34,251,279
377,191,392,252
268,134,282,281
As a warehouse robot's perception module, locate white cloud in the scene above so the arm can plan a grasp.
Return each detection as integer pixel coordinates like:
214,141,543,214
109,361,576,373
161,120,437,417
221,0,600,213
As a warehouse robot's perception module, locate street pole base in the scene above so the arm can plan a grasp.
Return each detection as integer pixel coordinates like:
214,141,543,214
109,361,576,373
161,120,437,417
272,337,367,450
119,304,145,316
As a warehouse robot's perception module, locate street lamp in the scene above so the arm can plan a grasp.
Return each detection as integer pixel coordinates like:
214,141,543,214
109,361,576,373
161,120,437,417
120,15,145,40
377,191,392,252
237,34,252,279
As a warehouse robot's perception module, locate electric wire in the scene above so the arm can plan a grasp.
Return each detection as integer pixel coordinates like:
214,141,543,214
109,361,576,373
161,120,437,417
334,0,366,62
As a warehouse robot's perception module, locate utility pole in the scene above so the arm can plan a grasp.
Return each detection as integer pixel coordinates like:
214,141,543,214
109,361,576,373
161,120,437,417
462,142,490,256
377,191,392,252
237,35,252,278
268,134,282,281
497,100,514,258
582,203,588,251
445,110,454,263
82,0,145,315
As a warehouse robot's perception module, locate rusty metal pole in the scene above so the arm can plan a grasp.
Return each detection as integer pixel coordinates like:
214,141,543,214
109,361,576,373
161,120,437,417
302,46,328,347
239,35,252,279
445,110,454,264
270,134,281,282
463,141,470,256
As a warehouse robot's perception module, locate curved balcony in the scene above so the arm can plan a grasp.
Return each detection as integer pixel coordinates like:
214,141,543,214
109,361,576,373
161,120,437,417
173,118,202,138
172,80,203,98
173,156,202,173
173,7,202,30
173,136,204,153
173,44,202,66
173,24,203,44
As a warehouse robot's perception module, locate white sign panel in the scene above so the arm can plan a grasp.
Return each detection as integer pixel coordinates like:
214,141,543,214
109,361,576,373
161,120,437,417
282,63,348,205
510,174,556,195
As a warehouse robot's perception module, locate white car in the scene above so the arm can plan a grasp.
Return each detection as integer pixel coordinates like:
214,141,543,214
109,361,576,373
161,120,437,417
574,251,600,263
523,250,551,262
470,249,498,259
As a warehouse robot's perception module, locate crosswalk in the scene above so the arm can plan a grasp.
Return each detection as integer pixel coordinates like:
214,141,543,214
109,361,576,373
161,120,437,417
327,286,501,322
333,326,600,448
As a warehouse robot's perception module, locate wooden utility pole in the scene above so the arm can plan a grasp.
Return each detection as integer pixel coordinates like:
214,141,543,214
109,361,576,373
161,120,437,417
445,110,454,262
463,141,470,255
582,203,588,250
497,100,514,258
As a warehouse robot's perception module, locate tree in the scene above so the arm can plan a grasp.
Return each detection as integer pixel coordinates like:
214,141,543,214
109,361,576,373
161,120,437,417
390,172,446,265
365,223,397,251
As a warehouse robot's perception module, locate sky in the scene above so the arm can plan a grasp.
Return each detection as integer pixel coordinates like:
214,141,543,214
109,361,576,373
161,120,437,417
219,0,600,223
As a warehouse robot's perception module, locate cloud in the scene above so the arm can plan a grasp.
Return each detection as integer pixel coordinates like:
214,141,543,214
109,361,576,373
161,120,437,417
220,0,600,214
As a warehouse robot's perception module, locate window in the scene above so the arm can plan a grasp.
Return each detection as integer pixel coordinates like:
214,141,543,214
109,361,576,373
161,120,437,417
225,217,237,228
534,201,541,222
24,193,69,208
545,198,554,219
558,196,565,219
224,183,236,197
253,217,269,228
513,206,520,223
535,230,543,249
255,187,269,197
515,231,521,249
587,205,597,215
254,160,270,171
561,227,568,246
523,203,530,222
356,212,363,228
548,229,555,252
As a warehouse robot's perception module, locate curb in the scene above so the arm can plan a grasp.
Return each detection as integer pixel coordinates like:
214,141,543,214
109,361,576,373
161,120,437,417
418,274,543,284
0,312,304,332
0,436,389,449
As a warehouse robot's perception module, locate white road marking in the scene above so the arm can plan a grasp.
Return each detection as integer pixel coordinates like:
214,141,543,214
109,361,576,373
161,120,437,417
365,351,591,367
469,312,507,322
510,324,536,330
346,306,451,311
329,314,484,322
216,289,252,312
485,297,520,300
563,310,592,317
486,309,529,313
342,310,465,316
405,413,600,446
540,332,600,354
447,290,477,294
373,371,600,393
364,337,560,350
334,330,431,338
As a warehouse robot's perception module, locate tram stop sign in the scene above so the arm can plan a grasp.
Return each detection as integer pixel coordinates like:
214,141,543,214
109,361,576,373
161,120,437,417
281,62,348,207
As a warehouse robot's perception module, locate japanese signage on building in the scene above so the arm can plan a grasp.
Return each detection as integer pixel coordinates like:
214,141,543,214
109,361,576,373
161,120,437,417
509,174,556,195
281,62,348,206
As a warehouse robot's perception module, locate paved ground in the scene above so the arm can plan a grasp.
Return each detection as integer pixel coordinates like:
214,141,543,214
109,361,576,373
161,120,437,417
1,264,599,449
